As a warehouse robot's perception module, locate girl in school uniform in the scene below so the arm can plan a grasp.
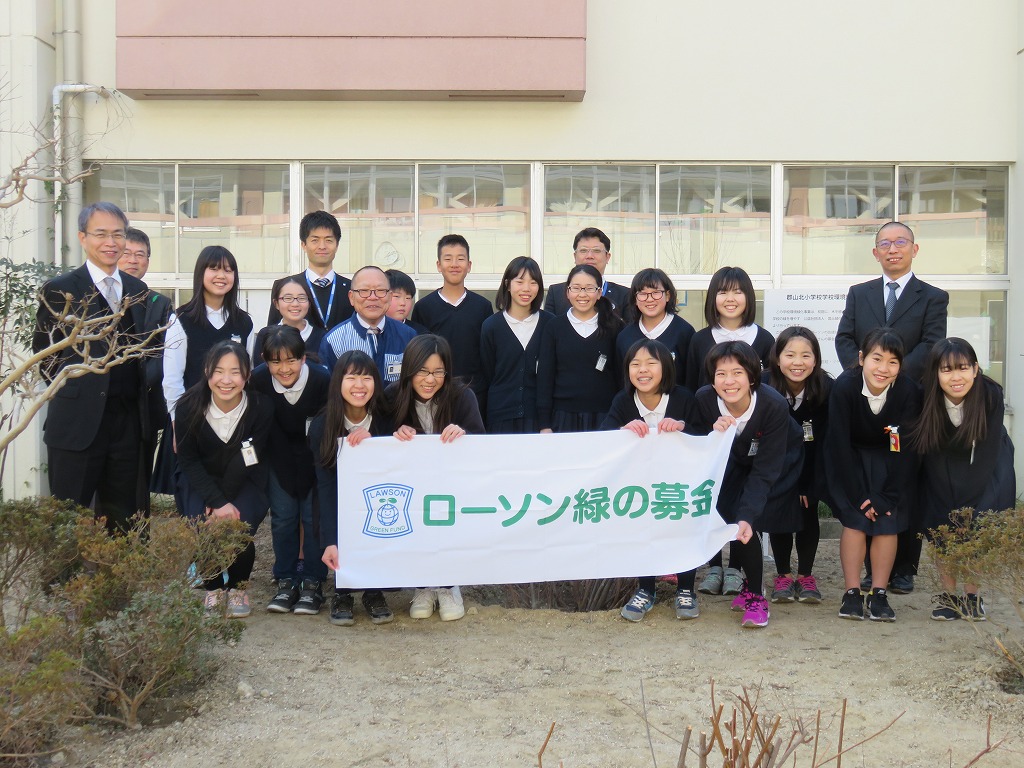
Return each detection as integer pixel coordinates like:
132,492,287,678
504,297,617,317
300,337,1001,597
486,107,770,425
687,267,774,595
909,338,1015,622
601,339,700,622
252,277,325,366
825,328,922,623
309,350,396,626
174,340,273,619
479,257,553,433
250,326,331,616
153,245,255,494
615,268,695,387
692,341,804,629
537,264,624,433
386,334,484,622
764,327,833,604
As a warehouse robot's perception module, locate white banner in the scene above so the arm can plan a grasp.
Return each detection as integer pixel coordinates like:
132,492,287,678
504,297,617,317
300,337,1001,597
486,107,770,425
335,429,738,588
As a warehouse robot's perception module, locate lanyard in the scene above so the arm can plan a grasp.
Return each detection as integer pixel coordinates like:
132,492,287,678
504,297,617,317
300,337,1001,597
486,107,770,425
601,280,609,297
305,276,336,325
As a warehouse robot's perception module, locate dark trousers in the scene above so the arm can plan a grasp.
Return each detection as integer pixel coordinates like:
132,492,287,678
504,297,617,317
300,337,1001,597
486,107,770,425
48,397,142,534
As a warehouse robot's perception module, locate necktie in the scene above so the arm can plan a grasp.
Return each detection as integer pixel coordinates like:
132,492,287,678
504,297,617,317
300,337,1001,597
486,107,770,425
313,277,331,289
884,281,898,322
367,326,381,354
101,276,120,312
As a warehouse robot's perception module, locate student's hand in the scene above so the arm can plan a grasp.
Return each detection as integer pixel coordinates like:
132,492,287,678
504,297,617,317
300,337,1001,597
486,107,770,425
346,427,371,447
208,503,241,521
322,545,340,571
658,418,685,433
735,521,753,543
439,424,466,443
394,425,417,441
860,498,890,521
622,420,649,437
713,415,736,433
800,495,809,509
539,428,553,434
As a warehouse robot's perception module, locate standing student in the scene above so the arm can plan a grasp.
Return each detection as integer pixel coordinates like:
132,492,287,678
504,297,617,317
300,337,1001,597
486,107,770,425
386,334,485,621
910,338,1015,622
544,227,629,318
687,267,773,595
251,326,330,616
410,234,494,397
253,277,325,366
764,327,833,604
154,246,254,494
615,268,695,387
601,340,700,621
825,328,922,623
310,351,396,626
384,269,428,335
537,264,624,433
174,341,272,619
692,342,804,628
479,257,553,433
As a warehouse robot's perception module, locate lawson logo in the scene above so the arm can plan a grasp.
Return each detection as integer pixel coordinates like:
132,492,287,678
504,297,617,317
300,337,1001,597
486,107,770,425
361,484,413,538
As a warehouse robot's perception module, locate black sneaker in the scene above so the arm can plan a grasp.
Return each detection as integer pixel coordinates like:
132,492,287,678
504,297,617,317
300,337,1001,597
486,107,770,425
330,592,355,626
930,592,961,621
266,578,299,613
838,588,865,620
867,588,896,622
964,593,987,622
362,590,395,624
889,572,914,594
293,579,324,615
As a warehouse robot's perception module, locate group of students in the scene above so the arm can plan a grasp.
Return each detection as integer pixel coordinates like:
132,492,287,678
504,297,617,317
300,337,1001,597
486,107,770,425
157,217,1015,630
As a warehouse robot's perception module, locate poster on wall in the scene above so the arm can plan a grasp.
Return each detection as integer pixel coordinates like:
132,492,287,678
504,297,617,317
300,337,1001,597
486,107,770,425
763,289,848,378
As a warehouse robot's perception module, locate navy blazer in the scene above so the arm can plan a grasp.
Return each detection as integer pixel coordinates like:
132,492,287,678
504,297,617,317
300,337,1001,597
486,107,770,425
834,275,948,383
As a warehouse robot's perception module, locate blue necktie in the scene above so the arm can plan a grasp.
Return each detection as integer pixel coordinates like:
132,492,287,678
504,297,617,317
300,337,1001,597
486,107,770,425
884,281,898,322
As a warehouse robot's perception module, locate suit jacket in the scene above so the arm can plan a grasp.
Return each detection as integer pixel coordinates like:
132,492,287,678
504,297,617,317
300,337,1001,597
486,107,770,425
267,271,353,331
141,290,174,440
834,275,948,383
32,264,152,451
543,280,629,319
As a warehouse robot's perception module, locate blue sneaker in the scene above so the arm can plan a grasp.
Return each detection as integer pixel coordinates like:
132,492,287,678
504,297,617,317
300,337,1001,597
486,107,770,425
620,588,655,622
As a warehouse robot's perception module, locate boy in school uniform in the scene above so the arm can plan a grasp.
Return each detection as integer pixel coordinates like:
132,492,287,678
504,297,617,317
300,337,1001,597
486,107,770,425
385,269,428,335
410,234,494,398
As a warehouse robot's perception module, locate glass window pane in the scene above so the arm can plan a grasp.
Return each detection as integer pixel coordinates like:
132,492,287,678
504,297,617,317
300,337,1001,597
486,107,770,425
83,163,176,272
947,290,1006,386
178,164,290,275
304,164,415,277
659,165,770,275
543,165,655,278
898,167,1007,275
418,164,530,275
783,166,894,275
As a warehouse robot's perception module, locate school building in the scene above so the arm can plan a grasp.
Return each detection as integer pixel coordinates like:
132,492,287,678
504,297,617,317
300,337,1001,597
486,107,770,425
2,1,1022,496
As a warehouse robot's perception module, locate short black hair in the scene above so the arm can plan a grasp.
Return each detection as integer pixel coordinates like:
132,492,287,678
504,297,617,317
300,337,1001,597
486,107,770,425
261,324,306,362
300,210,341,242
625,268,677,324
860,327,905,364
78,202,128,232
495,256,544,313
705,341,762,392
125,227,151,256
704,266,757,328
385,269,417,298
437,233,470,260
572,227,610,252
623,339,675,395
875,221,914,243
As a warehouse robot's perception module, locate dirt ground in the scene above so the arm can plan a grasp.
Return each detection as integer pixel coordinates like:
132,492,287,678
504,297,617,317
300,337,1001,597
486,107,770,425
62,533,1024,768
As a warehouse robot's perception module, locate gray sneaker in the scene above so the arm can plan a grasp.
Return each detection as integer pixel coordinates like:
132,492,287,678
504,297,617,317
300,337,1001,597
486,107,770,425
722,567,744,596
674,589,700,620
698,566,724,595
620,589,655,622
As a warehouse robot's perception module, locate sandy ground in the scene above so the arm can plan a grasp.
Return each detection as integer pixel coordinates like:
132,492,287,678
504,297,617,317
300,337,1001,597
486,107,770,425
61,534,1024,768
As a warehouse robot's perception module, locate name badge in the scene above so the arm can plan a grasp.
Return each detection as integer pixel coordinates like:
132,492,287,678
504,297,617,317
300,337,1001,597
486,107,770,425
230,334,242,344
747,439,759,457
241,439,258,466
305,417,313,436
387,362,402,377
596,354,608,372
802,421,814,442
887,426,900,453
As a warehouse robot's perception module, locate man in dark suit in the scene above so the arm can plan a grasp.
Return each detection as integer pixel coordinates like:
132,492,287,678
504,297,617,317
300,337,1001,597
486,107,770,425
267,210,353,331
543,227,629,318
835,220,949,593
33,202,153,533
119,227,173,511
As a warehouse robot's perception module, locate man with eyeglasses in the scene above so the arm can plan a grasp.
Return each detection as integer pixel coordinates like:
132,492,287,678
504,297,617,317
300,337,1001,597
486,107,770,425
835,220,948,595
32,202,155,533
268,210,354,332
543,227,629,319
318,265,417,379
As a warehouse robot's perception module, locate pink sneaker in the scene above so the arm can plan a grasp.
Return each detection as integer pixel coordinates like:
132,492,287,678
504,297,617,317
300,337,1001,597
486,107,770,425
796,574,822,604
730,586,749,612
770,575,797,603
741,593,770,628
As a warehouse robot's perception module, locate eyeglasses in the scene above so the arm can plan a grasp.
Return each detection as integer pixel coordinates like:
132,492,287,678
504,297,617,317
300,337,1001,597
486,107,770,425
574,247,607,256
875,238,912,250
121,249,149,260
278,295,309,305
567,285,600,295
636,290,666,301
85,230,127,242
414,368,446,380
351,289,391,299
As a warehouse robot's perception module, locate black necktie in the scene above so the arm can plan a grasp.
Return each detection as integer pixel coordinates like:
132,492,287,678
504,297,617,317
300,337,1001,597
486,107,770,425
885,281,898,322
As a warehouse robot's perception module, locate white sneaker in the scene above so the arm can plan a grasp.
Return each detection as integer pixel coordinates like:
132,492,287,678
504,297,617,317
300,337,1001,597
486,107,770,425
410,588,436,619
437,587,465,622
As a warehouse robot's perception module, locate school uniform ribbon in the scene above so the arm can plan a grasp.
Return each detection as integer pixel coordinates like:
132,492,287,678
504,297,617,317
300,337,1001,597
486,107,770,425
335,429,737,588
